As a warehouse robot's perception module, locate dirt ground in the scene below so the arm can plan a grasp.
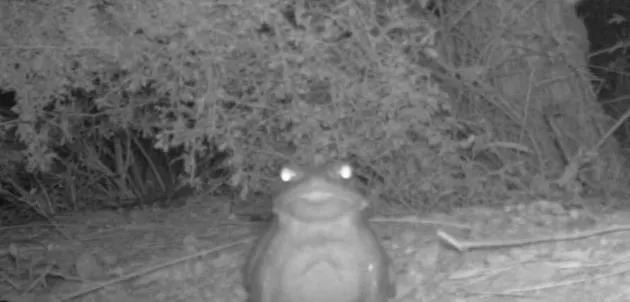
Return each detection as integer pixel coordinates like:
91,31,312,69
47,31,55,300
2,193,630,302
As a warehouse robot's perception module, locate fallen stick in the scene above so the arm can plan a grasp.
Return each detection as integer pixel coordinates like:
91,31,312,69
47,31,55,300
59,236,254,301
370,215,472,230
438,224,630,252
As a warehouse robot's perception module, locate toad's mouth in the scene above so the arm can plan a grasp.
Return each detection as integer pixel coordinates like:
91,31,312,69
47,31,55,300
277,191,365,222
297,191,338,203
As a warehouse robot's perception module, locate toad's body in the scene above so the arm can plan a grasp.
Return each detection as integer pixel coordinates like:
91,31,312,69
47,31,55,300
243,162,395,302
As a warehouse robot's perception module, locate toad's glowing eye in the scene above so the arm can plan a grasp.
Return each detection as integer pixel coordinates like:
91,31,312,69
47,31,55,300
280,167,299,182
337,164,353,179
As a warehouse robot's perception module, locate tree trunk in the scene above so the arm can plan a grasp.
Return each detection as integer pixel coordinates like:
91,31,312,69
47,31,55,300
441,0,627,195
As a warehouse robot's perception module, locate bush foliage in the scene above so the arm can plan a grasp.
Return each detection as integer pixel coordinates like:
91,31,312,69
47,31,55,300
2,0,572,221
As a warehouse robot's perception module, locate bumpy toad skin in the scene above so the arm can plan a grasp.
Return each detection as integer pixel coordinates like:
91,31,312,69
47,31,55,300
243,162,395,302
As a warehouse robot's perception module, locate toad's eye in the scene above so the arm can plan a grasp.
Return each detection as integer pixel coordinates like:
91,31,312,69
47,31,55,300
280,166,300,182
335,163,353,180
